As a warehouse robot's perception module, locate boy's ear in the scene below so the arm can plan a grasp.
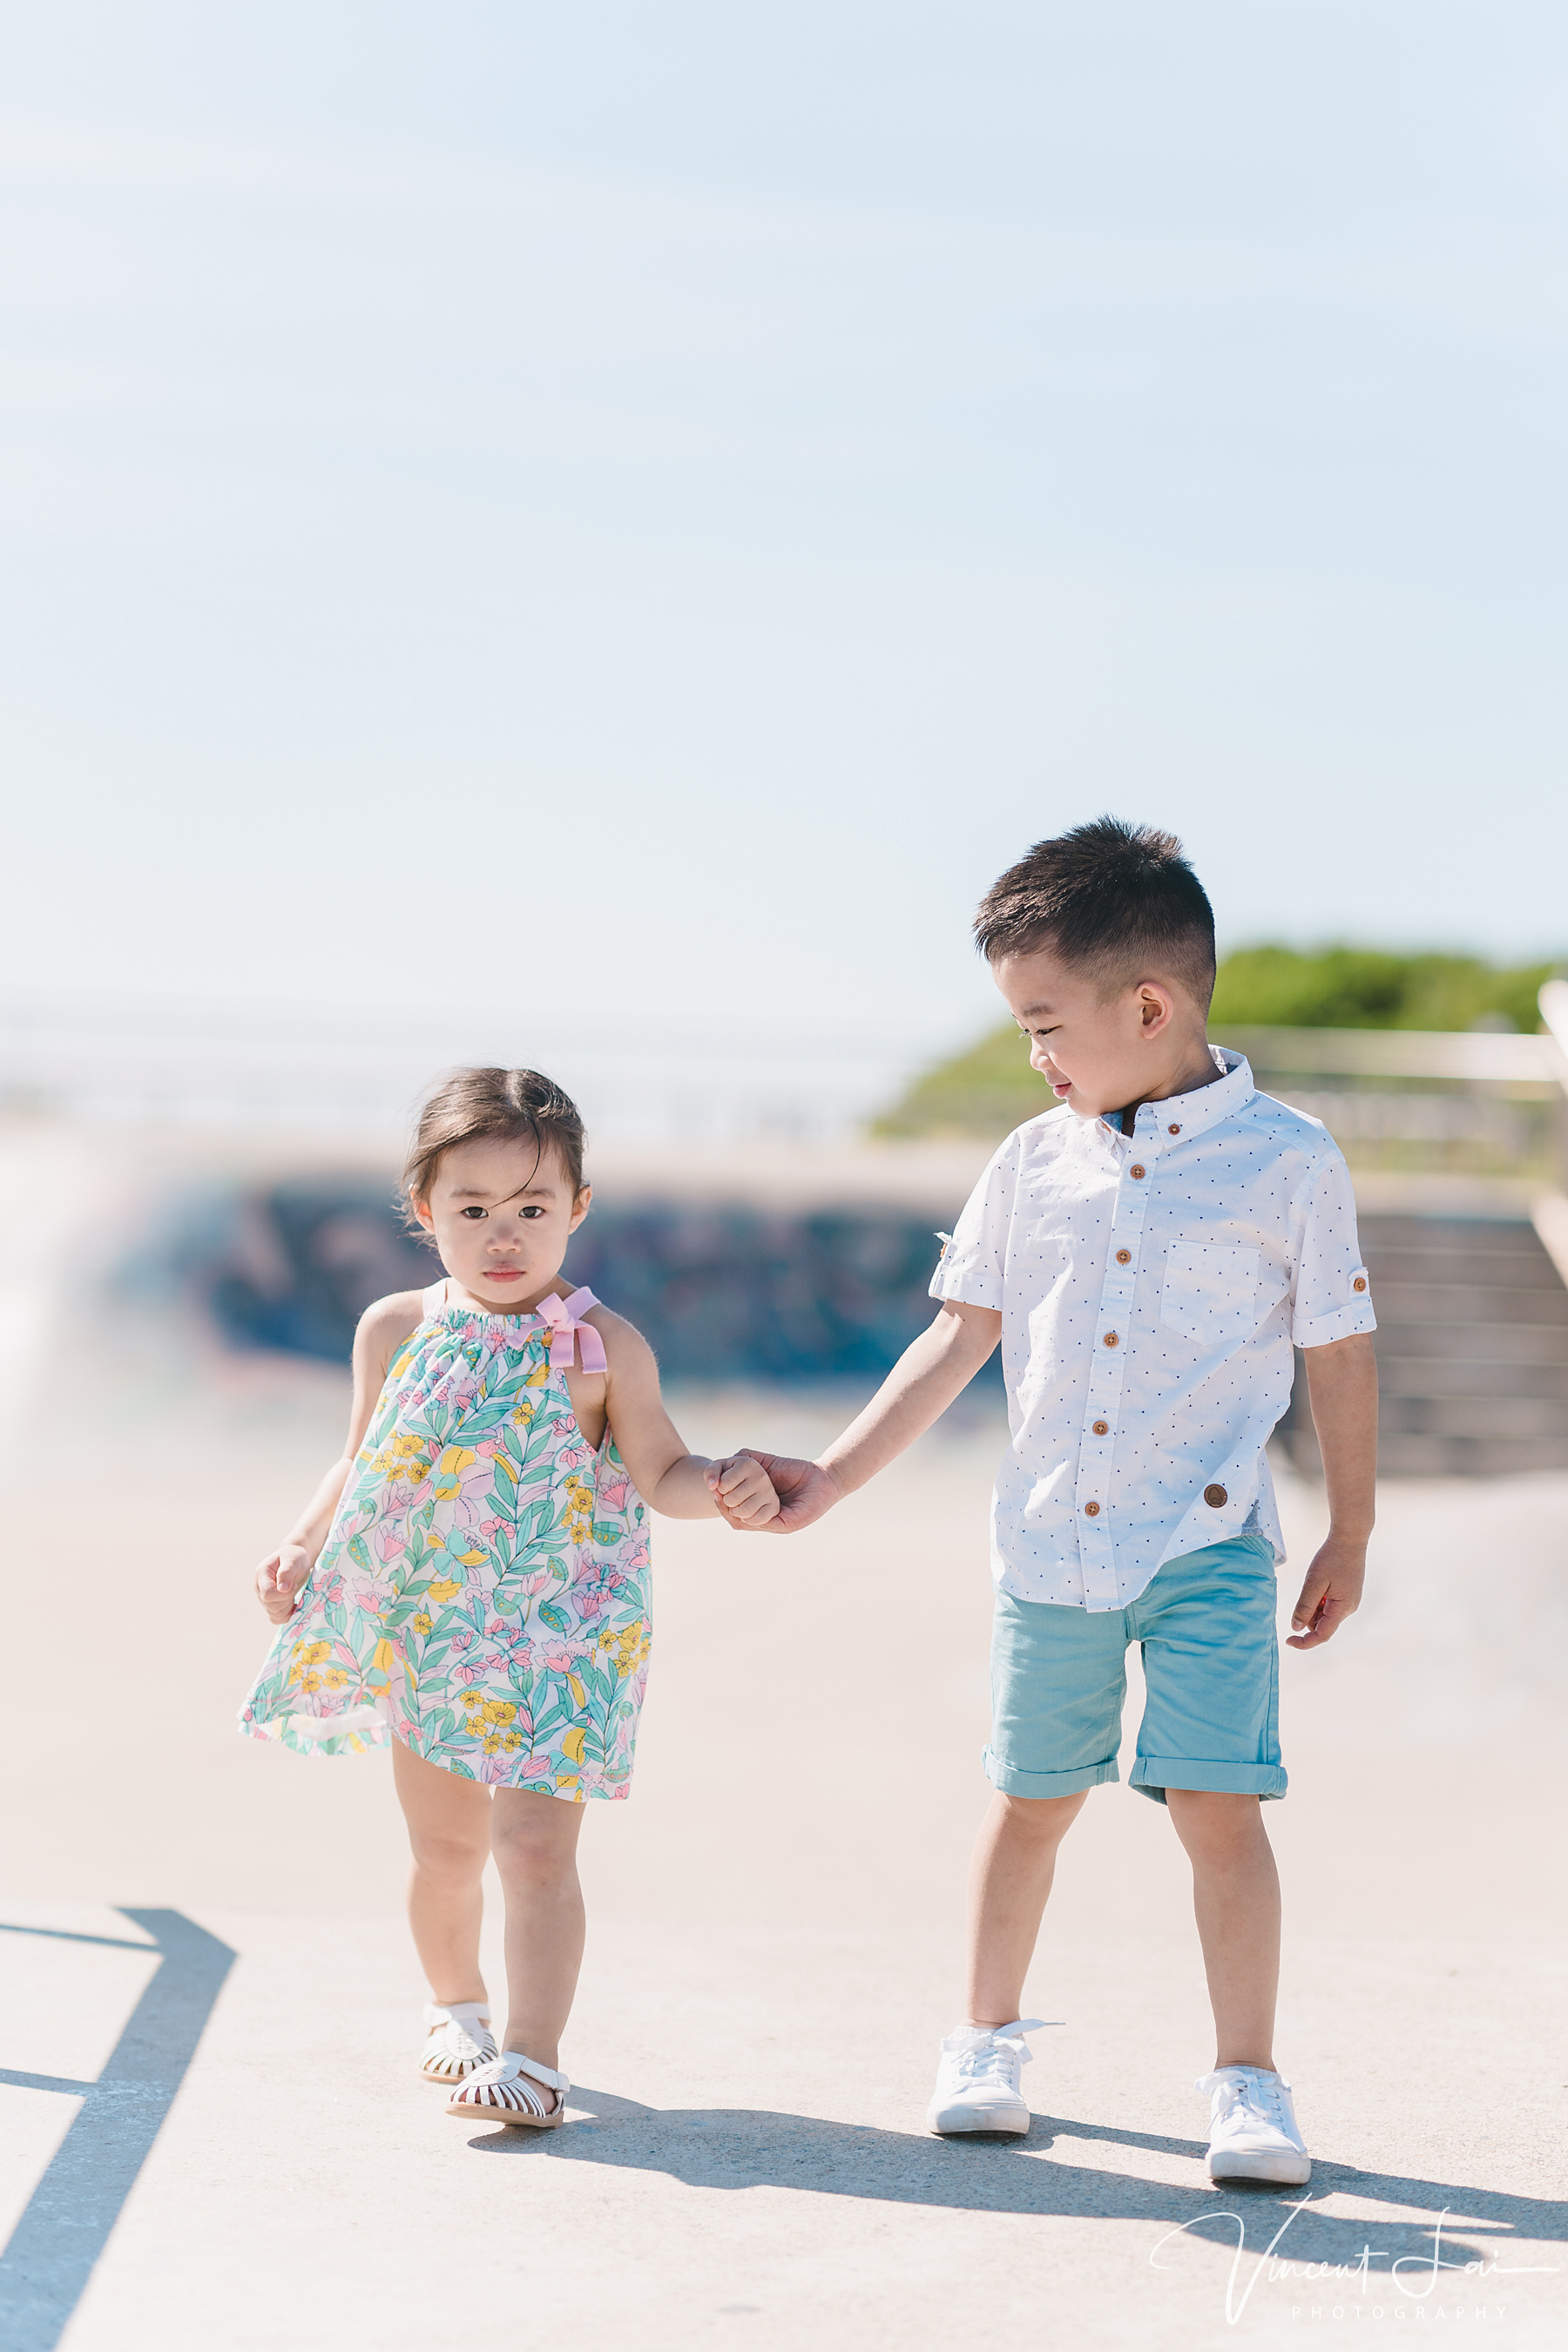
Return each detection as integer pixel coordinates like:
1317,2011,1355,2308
1137,981,1177,1037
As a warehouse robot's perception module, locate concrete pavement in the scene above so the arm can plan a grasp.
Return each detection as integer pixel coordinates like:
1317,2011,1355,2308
2,1261,1565,2348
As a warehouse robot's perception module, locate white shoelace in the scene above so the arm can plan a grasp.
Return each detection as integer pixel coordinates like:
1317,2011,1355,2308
950,2017,1045,2086
1200,2067,1291,2129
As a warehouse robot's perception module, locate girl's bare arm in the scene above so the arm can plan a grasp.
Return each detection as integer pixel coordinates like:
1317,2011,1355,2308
594,1310,779,1524
253,1290,424,1625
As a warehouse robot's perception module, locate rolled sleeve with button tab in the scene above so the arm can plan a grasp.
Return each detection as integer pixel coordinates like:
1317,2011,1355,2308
929,1048,1376,1612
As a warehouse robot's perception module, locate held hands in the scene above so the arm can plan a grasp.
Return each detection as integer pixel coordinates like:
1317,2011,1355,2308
706,1450,842,1534
255,1541,312,1625
1287,1531,1367,1650
703,1453,786,1528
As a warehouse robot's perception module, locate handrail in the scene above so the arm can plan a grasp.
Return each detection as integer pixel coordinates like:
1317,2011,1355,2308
1215,991,1568,1296
1213,1024,1566,1085
1539,979,1568,1074
1530,982,1568,1284
1218,1002,1568,1242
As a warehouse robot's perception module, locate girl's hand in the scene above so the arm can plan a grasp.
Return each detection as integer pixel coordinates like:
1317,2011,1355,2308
706,1453,781,1528
708,1450,841,1533
255,1542,311,1625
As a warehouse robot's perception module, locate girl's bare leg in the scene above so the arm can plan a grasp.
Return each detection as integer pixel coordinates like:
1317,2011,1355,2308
391,1736,492,2010
488,1788,587,2105
963,1789,1089,2027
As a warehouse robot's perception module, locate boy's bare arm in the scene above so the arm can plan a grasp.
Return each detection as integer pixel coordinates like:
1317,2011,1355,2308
1288,1330,1378,1650
710,1300,1002,1532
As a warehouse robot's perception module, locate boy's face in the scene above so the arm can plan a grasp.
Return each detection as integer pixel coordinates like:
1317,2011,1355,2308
993,943,1194,1120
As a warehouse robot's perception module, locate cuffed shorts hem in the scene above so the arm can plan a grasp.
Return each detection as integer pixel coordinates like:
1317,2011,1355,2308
1128,1755,1288,1808
987,1536,1285,1808
983,1747,1119,1798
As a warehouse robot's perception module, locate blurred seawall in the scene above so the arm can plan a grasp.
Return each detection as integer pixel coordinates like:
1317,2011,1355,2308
7,1087,1568,1475
107,1132,1000,1391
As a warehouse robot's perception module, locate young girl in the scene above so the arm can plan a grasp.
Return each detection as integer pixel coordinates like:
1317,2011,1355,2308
240,1066,779,2127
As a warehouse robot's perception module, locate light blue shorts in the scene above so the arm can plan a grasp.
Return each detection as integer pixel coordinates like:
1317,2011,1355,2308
986,1533,1286,1807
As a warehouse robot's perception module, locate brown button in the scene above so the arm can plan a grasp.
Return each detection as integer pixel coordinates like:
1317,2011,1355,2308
1203,1484,1228,1508
1084,1501,1100,1517
1115,1248,1132,1265
1092,1419,1109,1436
1130,1164,1146,1179
1353,1276,1368,1293
1167,1123,1181,1135
1103,1331,1119,1348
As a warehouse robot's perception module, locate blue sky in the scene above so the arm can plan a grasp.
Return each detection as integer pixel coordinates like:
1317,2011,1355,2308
3,2,1565,1079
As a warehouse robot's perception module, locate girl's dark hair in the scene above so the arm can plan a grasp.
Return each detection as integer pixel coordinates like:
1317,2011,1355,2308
974,815,1217,1007
402,1067,587,1231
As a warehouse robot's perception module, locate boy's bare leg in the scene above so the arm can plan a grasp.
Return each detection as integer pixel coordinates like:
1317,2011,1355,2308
489,1788,587,2104
964,1789,1089,2026
391,1735,492,2008
1165,1789,1281,2070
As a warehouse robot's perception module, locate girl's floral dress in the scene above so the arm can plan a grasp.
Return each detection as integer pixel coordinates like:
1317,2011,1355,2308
240,1283,652,1798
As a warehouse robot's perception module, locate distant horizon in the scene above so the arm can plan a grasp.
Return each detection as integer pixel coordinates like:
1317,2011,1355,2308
3,934,1563,1051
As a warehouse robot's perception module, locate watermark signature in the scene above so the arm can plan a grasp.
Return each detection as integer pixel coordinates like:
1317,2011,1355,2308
1150,2203,1559,2328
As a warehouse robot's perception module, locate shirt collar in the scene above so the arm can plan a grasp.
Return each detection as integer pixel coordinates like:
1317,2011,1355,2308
1098,1045,1255,1149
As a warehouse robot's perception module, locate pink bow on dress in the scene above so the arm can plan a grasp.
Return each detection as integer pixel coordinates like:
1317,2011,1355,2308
532,1287,609,1374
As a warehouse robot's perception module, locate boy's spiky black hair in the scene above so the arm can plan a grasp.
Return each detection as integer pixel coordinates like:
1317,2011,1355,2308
974,816,1217,1006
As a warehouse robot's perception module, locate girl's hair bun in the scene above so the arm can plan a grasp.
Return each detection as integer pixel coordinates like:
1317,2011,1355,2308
402,1066,586,1231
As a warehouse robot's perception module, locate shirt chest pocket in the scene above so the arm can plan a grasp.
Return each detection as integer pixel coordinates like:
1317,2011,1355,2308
1160,1241,1261,1348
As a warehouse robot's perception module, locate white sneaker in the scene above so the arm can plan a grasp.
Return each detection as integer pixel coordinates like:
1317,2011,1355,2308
926,2018,1045,2135
1197,2065,1311,2185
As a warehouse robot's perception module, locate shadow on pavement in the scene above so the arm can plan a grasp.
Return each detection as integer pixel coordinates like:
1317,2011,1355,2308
0,1911,236,2352
465,2085,1565,2277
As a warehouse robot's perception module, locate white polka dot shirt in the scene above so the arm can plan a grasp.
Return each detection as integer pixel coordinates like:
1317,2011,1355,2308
930,1050,1375,1612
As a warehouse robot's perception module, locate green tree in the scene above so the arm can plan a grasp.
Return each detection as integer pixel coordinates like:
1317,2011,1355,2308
1208,946,1554,1032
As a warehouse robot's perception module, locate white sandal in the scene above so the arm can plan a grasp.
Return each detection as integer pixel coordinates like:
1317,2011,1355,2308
446,2049,569,2129
419,2003,498,2083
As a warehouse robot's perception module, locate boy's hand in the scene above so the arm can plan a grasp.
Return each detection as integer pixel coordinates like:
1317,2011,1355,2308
707,1450,841,1533
255,1542,311,1625
1287,1533,1366,1649
706,1453,781,1528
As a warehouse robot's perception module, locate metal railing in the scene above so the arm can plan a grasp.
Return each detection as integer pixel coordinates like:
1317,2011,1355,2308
1220,984,1568,1285
1215,986,1568,1193
1533,982,1568,1281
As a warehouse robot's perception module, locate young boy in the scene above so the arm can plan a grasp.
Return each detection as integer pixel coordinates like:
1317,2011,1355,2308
714,818,1377,2185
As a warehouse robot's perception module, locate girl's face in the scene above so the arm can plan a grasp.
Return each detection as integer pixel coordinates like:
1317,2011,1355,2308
413,1135,591,1312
